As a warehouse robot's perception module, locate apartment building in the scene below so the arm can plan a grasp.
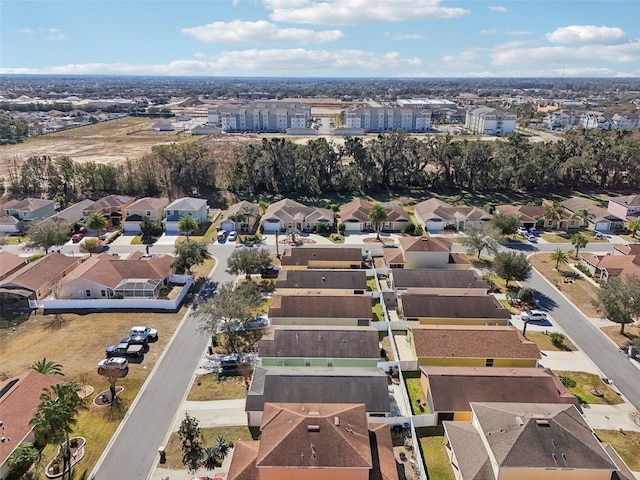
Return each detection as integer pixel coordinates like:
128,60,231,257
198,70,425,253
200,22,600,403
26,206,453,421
344,106,431,133
207,101,311,133
464,107,516,135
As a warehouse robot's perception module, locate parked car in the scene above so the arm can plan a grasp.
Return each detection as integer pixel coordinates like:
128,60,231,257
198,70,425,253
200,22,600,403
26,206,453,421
120,337,151,351
260,266,280,278
217,230,227,242
97,357,129,376
227,230,237,242
517,226,528,235
106,342,145,358
130,325,158,343
525,233,537,243
71,232,85,243
520,310,548,322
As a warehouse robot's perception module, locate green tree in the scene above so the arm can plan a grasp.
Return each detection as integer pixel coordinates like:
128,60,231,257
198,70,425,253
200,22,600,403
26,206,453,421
550,248,570,270
627,220,640,239
30,382,86,480
491,212,519,236
31,358,65,376
572,208,595,228
177,215,198,240
492,252,532,288
462,224,502,258
543,202,564,229
571,233,588,258
172,240,211,275
285,227,300,243
592,274,640,334
85,212,107,237
23,219,70,254
79,238,102,256
7,442,42,475
368,203,388,240
197,281,263,353
178,413,203,472
226,247,272,279
140,218,164,241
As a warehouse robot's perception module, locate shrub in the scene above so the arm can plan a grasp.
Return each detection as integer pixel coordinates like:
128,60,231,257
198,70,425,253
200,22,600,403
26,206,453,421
574,264,592,277
315,222,330,235
559,375,577,389
517,287,535,305
550,332,566,349
338,223,345,233
482,275,500,293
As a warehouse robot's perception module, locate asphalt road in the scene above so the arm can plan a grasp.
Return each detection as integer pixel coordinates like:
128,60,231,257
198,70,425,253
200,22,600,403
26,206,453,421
524,269,640,408
90,244,237,480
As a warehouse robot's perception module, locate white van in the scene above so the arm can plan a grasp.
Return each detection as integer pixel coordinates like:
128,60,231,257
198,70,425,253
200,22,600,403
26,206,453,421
217,230,227,242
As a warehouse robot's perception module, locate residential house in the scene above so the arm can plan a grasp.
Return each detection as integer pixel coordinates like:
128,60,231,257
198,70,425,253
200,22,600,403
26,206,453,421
611,113,640,130
54,252,175,299
613,243,640,256
245,366,391,426
0,372,62,479
122,197,169,233
275,270,368,295
390,269,488,296
384,236,457,270
495,204,544,229
83,195,135,228
580,252,640,280
339,198,410,232
465,107,516,135
268,294,373,327
344,105,432,132
561,197,625,232
219,200,260,233
259,326,382,368
582,112,613,130
444,402,631,480
398,294,511,326
607,194,640,221
413,198,491,233
49,199,95,225
407,325,540,368
420,366,580,424
260,199,334,233
280,247,363,269
0,252,27,281
162,197,209,234
1,198,56,233
228,403,399,480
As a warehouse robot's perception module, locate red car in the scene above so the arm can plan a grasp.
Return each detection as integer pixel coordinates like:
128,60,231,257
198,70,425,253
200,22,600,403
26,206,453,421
71,232,85,243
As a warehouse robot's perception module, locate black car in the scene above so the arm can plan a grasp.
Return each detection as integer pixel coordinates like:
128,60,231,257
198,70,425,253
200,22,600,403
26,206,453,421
261,266,280,278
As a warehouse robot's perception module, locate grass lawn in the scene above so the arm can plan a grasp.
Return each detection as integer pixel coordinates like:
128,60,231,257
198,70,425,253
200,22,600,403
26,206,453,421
163,426,256,470
529,254,601,318
553,371,624,405
600,324,640,349
187,374,248,401
415,427,455,480
379,333,395,361
594,429,640,470
404,373,428,414
372,299,384,322
541,231,608,244
524,331,575,351
2,235,27,245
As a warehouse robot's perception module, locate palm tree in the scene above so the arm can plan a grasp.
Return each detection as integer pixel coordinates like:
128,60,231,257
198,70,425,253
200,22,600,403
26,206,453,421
212,436,230,465
543,202,564,229
31,358,65,376
85,212,107,237
573,208,595,228
550,248,569,270
30,382,86,480
285,227,299,244
571,233,588,258
177,215,198,240
368,203,388,241
627,220,640,239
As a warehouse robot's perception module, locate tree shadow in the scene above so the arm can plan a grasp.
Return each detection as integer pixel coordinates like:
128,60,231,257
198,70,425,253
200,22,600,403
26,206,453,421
533,292,559,311
43,313,67,330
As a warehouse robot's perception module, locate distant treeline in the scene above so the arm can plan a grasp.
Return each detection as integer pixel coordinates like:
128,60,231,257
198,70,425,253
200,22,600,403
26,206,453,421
5,129,640,202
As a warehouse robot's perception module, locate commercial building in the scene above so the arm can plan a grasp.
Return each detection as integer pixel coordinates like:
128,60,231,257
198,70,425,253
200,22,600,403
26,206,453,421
207,101,311,133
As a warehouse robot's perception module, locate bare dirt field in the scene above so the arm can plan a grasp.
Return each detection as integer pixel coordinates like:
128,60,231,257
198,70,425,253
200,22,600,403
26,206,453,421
0,117,193,168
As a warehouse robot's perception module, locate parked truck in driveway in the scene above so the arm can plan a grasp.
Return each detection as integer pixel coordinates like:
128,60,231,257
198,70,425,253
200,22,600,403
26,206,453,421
106,342,145,358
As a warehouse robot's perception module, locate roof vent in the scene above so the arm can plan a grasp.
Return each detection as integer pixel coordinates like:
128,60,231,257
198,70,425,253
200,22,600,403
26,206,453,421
515,416,524,426
334,416,340,426
309,411,320,416
308,425,320,432
536,419,550,427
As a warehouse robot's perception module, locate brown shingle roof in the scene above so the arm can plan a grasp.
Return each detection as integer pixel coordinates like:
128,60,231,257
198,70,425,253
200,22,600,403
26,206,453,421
222,201,260,222
399,236,451,253
0,253,80,292
421,367,580,412
442,421,493,480
410,325,540,360
400,295,510,319
391,269,487,290
259,326,380,359
261,198,333,225
257,403,372,469
0,252,27,280
414,199,491,223
86,194,135,210
276,270,367,290
368,423,401,480
268,294,372,319
280,247,363,266
495,204,546,223
126,196,169,211
227,441,260,480
3,197,54,211
339,198,375,222
0,371,61,465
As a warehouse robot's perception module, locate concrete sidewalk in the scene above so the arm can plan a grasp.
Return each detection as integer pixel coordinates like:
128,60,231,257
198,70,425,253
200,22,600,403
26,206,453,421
171,399,247,431
581,403,640,432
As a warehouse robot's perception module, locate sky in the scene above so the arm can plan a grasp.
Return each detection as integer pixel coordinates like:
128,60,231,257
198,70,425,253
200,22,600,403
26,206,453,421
1,0,639,77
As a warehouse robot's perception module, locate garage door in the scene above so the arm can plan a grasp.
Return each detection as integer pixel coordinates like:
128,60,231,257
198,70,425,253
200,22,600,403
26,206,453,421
426,222,444,233
262,222,280,233
123,222,141,233
344,222,362,232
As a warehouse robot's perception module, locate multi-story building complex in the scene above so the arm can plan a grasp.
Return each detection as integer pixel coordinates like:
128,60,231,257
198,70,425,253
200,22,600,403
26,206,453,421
396,98,458,109
465,107,516,135
344,106,431,133
207,101,311,133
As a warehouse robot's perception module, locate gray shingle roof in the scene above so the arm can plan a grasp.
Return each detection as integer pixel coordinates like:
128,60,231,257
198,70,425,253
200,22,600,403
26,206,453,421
276,270,367,290
268,295,372,319
391,269,488,289
400,295,510,319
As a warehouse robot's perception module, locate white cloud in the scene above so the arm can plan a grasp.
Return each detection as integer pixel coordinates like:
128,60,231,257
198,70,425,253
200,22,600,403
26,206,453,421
47,28,65,41
0,48,421,76
17,28,35,34
546,25,626,45
491,40,640,66
232,0,240,5
438,49,479,67
182,20,343,44
384,32,426,41
488,5,507,13
480,29,496,36
505,30,532,36
264,0,468,25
